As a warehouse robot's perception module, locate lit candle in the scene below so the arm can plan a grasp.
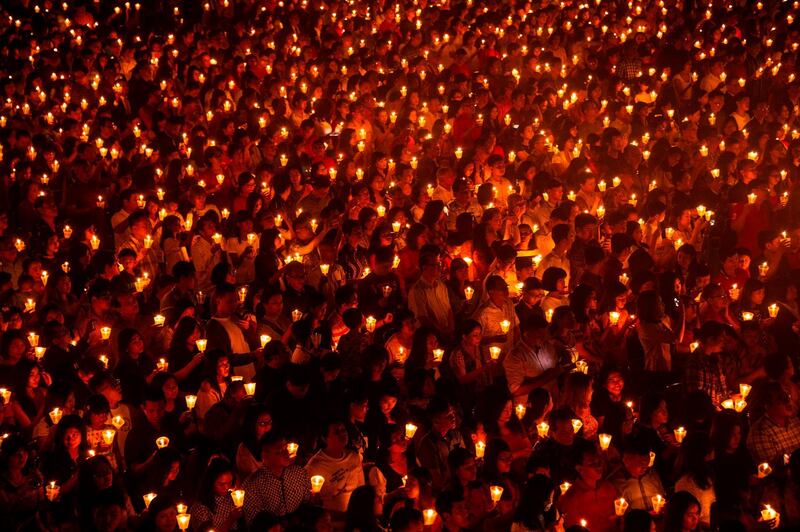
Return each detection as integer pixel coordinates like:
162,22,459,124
230,489,245,508
286,442,299,458
154,314,166,327
27,332,39,347
674,426,687,443
740,383,752,399
423,509,437,526
310,475,325,493
40,270,49,286
63,225,72,239
500,320,511,334
49,408,63,425
729,283,740,301
489,485,504,503
157,358,169,372
464,286,475,300
614,497,629,516
101,429,116,445
46,481,60,501
365,316,377,332
761,504,778,522
0,388,10,404
112,416,125,430
176,513,191,531
143,493,157,509
489,346,501,360
185,395,197,410
405,423,418,439
758,462,773,478
598,433,612,451
537,422,549,438
572,418,583,433
292,309,303,322
143,234,153,249
515,403,527,419
741,311,754,321
244,382,256,396
432,349,444,363
196,339,207,352
748,192,757,204
34,347,45,360
475,439,486,458
609,311,620,326
560,481,571,494
260,334,271,348
768,304,779,318
651,494,666,513
100,326,111,340
156,436,169,449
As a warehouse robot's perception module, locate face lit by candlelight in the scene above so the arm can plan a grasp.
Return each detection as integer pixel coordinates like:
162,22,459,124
213,471,234,496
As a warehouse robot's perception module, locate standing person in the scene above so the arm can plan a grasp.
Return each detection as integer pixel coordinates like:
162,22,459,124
408,253,454,337
306,418,365,514
557,440,618,531
190,458,243,531
503,315,562,400
684,321,729,409
242,431,310,525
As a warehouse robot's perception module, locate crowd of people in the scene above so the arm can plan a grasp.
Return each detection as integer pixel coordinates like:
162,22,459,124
1,0,800,530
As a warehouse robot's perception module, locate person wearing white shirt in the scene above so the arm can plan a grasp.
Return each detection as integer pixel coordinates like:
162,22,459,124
306,420,365,513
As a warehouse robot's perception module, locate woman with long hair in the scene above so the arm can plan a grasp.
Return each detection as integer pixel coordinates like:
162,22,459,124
345,484,384,532
76,455,135,526
235,406,273,480
477,384,532,460
115,328,156,406
191,457,242,531
481,438,520,508
195,349,231,421
561,372,599,438
511,474,561,531
167,316,206,392
710,411,754,521
42,414,85,496
662,490,701,532
674,432,716,527
13,359,47,430
225,210,258,285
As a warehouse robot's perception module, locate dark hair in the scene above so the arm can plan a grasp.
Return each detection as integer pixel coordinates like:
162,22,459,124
512,474,555,529
710,410,744,456
196,457,235,513
623,509,654,532
345,485,379,530
663,491,700,531
677,431,713,490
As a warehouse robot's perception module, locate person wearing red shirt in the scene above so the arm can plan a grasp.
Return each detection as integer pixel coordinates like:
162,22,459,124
557,439,619,531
